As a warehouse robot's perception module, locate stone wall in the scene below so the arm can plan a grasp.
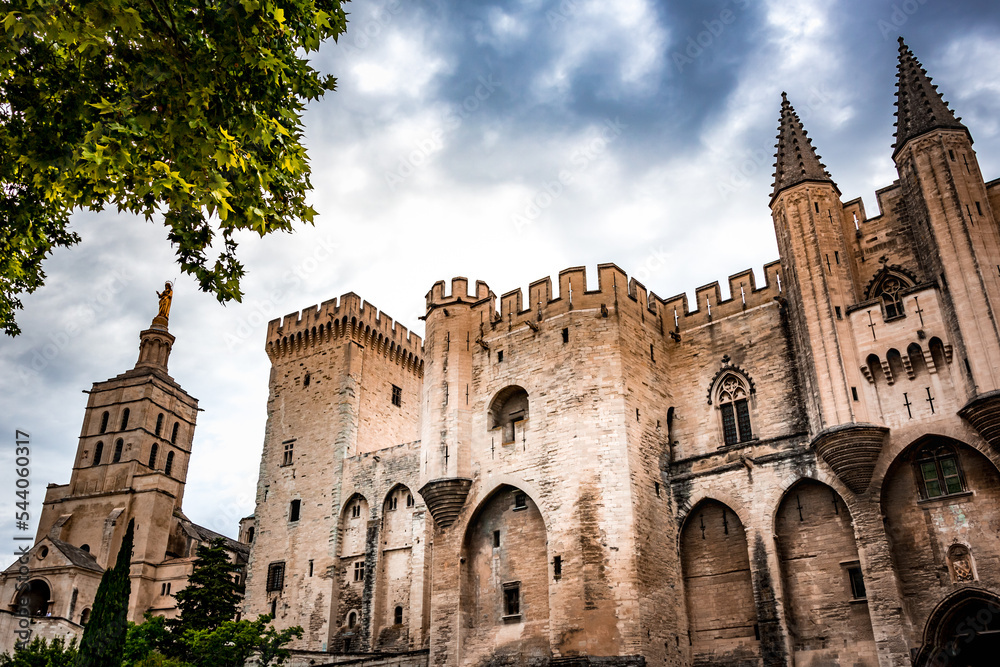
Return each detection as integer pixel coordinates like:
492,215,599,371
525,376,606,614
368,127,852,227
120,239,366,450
245,297,426,653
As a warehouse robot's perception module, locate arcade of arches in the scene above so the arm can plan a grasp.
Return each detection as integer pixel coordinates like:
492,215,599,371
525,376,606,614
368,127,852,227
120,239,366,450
330,487,420,653
678,438,1000,666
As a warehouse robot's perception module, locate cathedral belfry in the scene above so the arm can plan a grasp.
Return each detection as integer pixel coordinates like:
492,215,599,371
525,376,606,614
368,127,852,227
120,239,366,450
0,288,249,651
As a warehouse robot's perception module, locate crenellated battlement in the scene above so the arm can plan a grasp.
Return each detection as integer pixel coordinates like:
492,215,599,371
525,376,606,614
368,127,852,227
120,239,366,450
425,277,492,309
265,292,424,375
430,261,784,336
660,261,783,331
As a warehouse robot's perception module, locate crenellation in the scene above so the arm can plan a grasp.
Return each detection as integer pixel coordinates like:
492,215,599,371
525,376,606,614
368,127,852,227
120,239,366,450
625,277,655,317
727,269,756,304
265,292,424,371
448,263,787,339
558,265,588,306
867,181,902,226
425,277,491,309
527,276,552,310
499,287,524,322
694,281,724,318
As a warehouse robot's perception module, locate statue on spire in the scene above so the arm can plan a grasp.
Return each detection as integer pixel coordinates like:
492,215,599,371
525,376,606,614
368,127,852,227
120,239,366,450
156,282,173,321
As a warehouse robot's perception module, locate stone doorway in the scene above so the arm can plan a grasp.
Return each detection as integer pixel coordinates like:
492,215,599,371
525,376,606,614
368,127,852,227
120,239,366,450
915,590,1000,667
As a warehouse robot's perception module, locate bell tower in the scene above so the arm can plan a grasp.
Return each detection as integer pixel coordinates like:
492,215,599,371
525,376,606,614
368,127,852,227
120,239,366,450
37,284,199,572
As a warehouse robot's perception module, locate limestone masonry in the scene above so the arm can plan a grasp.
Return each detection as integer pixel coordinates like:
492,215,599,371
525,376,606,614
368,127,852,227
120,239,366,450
242,40,1000,666
6,39,1000,667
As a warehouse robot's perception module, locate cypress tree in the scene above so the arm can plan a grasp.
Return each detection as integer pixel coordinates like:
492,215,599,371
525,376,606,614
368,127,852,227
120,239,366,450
171,538,240,634
75,518,134,667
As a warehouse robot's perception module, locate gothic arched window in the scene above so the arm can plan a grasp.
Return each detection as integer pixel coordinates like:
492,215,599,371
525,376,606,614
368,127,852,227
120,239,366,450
120,408,130,431
165,451,175,476
148,443,158,469
171,422,179,444
716,373,753,445
394,605,403,625
866,269,914,321
155,414,164,437
113,438,124,463
914,442,965,499
93,441,104,466
876,276,906,319
99,411,109,434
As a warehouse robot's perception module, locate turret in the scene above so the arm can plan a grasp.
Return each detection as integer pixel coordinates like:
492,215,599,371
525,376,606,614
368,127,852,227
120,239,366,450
418,278,492,529
892,38,1000,397
770,93,862,431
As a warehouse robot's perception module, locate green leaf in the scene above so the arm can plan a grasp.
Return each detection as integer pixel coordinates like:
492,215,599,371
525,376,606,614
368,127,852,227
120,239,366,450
0,0,346,335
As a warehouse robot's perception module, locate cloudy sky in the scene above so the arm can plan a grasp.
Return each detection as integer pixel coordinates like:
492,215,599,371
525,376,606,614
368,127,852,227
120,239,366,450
3,0,1000,541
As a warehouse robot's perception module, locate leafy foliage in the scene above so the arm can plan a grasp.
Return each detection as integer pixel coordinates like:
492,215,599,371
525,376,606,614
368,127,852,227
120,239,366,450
129,654,187,667
122,615,170,667
0,636,77,667
122,616,301,667
120,537,301,667
180,617,302,667
75,518,134,667
170,538,241,634
0,0,348,334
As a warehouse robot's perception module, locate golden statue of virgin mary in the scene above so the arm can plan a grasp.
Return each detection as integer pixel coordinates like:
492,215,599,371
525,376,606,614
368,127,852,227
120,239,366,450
156,282,173,320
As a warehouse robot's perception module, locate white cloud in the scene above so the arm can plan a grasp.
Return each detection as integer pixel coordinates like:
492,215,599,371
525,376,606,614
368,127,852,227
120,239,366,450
532,0,667,101
349,32,449,97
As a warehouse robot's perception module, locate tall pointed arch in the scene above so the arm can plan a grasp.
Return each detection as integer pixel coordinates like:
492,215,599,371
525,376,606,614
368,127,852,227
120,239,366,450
775,480,877,663
679,499,758,660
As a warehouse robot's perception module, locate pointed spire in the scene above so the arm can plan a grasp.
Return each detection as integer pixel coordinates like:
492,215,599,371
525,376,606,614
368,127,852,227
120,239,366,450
893,37,967,156
771,92,837,203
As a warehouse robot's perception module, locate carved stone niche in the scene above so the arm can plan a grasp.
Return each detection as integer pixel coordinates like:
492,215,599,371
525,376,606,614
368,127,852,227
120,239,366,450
948,544,976,583
418,478,473,529
958,390,1000,455
811,423,890,494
